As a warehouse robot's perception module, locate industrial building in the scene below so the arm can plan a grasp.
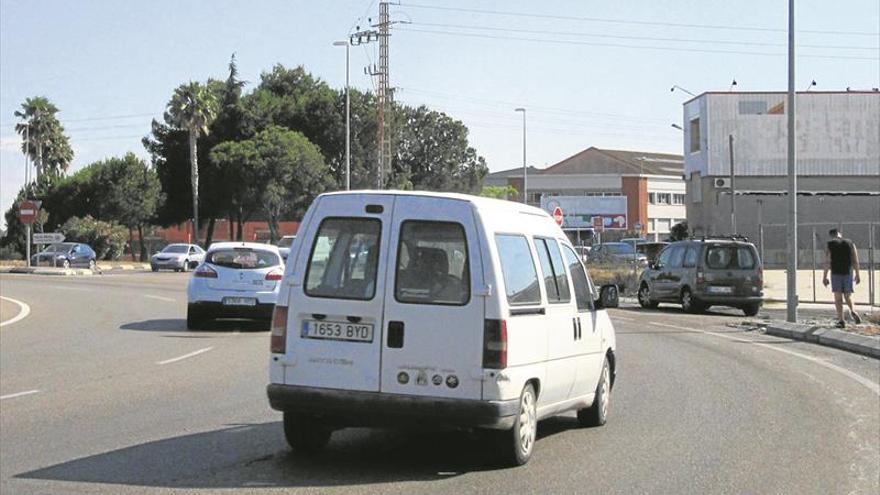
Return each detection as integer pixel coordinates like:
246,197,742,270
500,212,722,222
681,91,880,265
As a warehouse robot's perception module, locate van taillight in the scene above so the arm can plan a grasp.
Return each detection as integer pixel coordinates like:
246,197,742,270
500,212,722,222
696,270,705,285
483,319,507,369
270,306,288,353
265,269,283,281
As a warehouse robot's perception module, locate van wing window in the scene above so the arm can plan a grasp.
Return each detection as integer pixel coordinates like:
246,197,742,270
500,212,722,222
533,239,558,302
534,238,572,304
305,217,381,300
546,240,572,302
562,245,593,311
495,234,541,306
395,221,470,306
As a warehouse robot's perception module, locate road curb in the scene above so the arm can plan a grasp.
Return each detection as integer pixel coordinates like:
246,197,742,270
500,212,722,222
765,321,880,359
3,267,95,276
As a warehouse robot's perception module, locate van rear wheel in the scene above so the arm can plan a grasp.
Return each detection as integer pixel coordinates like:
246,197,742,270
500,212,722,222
742,302,761,317
578,357,611,427
499,383,537,466
680,288,704,313
283,412,331,453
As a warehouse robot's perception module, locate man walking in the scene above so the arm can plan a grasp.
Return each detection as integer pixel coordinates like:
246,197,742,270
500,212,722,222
822,229,861,328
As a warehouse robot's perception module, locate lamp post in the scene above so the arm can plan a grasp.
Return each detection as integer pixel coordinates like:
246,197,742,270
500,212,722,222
333,40,351,190
515,107,527,204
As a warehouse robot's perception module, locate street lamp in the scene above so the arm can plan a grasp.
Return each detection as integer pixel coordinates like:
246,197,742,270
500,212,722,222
671,123,683,131
514,107,527,204
670,85,696,97
333,40,351,190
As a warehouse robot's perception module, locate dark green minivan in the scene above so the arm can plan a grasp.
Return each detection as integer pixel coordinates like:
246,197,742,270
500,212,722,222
637,238,763,316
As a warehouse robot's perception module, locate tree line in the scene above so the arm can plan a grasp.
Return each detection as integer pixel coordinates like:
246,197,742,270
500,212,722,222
2,56,488,259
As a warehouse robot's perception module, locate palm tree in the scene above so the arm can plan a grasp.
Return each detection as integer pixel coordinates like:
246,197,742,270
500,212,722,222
14,96,74,180
164,82,218,246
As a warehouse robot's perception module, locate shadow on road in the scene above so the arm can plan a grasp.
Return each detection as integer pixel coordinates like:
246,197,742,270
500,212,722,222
120,318,269,333
615,305,748,318
16,418,580,488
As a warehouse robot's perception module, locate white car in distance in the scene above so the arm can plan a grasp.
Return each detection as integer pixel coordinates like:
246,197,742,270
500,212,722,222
186,242,284,330
151,243,205,272
277,235,296,262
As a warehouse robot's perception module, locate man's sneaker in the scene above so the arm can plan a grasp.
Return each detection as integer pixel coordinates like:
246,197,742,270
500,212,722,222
835,320,846,329
851,311,862,324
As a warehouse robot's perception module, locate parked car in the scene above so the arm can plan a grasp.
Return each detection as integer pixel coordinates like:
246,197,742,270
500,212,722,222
267,191,617,466
637,238,763,316
588,242,648,266
276,235,296,262
151,243,205,272
31,242,96,269
186,242,283,329
636,241,669,264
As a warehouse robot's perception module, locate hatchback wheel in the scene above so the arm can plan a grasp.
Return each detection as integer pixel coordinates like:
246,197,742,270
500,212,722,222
578,356,611,427
638,283,658,309
283,412,332,453
499,383,538,466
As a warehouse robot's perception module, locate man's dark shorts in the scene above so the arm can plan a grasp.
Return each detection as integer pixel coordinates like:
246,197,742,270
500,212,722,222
831,274,853,294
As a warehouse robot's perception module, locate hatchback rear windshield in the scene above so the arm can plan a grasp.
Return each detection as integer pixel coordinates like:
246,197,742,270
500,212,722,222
705,245,756,269
206,248,280,269
305,218,381,300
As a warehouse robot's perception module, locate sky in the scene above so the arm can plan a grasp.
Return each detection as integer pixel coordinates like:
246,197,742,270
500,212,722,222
1,0,878,228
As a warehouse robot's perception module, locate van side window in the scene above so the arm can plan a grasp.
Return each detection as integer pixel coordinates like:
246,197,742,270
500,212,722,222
495,234,541,306
546,240,571,302
669,246,685,268
682,246,697,268
534,238,571,303
395,221,470,306
562,245,593,311
305,217,381,300
533,238,558,301
656,246,674,267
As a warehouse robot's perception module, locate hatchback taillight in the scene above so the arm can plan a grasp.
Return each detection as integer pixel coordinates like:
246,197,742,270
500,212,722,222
483,319,508,369
271,306,288,353
194,265,218,278
265,269,283,281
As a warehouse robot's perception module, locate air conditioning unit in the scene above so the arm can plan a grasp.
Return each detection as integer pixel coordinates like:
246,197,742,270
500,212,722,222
713,178,731,189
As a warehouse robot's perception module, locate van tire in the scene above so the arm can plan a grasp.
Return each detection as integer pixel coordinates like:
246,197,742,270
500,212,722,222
499,383,538,466
578,357,610,427
638,283,659,309
680,288,704,313
283,412,331,453
742,303,761,317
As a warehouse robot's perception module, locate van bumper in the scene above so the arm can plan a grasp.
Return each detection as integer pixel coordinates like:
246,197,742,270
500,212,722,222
267,384,519,430
698,294,763,305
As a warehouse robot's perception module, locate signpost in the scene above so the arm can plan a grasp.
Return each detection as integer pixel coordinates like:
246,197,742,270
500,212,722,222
592,216,604,244
552,206,564,227
33,233,65,244
18,200,39,268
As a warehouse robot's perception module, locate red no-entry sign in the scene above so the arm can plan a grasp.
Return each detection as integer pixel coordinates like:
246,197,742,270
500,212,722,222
553,206,564,227
18,200,38,225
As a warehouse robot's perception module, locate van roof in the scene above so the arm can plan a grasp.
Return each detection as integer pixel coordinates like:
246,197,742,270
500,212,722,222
320,189,552,218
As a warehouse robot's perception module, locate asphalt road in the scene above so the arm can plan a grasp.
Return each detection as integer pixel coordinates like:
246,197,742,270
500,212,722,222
1,272,878,495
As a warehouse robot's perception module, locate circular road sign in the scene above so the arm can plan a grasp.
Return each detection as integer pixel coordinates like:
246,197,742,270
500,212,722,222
552,206,564,227
18,200,38,225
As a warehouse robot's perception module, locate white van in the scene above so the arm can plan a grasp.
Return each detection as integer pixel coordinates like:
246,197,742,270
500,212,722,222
267,191,617,465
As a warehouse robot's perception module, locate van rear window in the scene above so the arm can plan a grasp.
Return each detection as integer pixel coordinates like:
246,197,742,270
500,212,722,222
495,234,541,306
305,218,381,300
395,221,469,305
705,246,756,269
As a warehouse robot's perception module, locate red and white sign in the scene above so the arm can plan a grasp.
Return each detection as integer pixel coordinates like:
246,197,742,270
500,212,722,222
592,216,604,232
552,206,564,226
18,200,38,225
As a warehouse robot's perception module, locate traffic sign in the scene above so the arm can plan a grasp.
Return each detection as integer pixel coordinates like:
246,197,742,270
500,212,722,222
634,222,642,235
552,206,564,227
33,233,65,244
592,216,604,232
18,200,38,225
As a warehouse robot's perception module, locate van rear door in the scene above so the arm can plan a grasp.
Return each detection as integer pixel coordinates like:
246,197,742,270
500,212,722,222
284,195,393,392
379,196,484,399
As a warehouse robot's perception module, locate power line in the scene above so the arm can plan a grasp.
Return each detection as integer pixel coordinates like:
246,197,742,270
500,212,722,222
397,27,880,61
399,2,880,36
408,21,880,51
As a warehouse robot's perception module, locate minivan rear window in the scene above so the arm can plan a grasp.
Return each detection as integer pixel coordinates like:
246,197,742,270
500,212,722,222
207,248,280,269
495,234,541,306
705,245,756,269
395,221,469,306
305,218,381,300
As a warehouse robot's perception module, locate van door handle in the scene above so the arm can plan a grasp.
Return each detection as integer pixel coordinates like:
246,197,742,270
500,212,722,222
312,314,326,320
572,318,578,340
388,321,404,348
347,316,362,323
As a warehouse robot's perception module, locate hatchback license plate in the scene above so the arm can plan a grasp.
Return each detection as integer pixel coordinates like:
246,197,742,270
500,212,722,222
303,320,374,343
222,297,257,306
707,286,733,294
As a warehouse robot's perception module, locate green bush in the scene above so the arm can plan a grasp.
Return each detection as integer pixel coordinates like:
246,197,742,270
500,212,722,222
60,216,128,260
0,245,23,260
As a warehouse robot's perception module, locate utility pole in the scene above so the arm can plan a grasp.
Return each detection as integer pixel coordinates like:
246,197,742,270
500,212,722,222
786,0,798,322
23,122,30,186
333,40,351,190
515,108,527,203
728,134,736,234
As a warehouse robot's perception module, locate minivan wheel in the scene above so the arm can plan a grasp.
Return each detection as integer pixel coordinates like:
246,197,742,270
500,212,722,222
638,283,658,309
680,288,704,313
499,383,538,466
578,357,611,427
283,412,332,453
742,302,761,317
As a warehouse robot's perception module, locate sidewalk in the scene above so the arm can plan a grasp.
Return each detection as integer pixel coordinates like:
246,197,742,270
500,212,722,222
763,269,879,306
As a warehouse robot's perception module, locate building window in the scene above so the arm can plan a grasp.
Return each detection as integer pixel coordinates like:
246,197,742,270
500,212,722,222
689,118,701,153
691,172,702,203
527,192,542,204
648,193,657,204
673,194,686,205
657,193,671,205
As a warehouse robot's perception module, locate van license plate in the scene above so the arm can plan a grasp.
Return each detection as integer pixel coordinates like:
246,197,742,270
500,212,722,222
707,286,733,294
222,297,257,306
303,320,374,343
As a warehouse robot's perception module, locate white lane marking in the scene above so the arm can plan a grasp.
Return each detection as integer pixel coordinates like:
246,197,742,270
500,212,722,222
0,389,40,400
613,316,635,322
649,321,880,396
51,285,90,292
0,296,31,327
156,346,214,365
144,294,175,303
